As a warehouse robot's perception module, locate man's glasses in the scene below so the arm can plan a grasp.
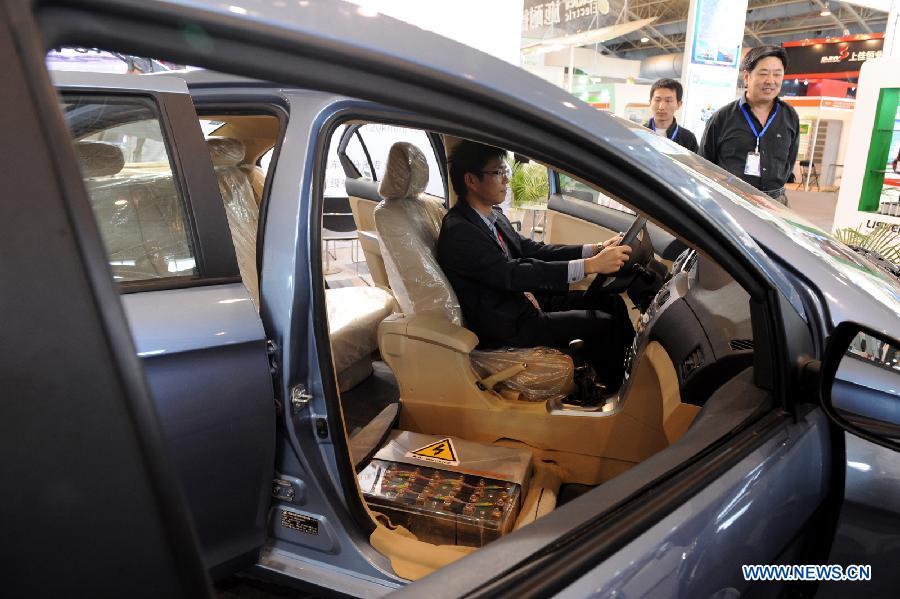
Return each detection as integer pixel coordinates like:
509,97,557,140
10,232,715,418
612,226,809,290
481,167,510,178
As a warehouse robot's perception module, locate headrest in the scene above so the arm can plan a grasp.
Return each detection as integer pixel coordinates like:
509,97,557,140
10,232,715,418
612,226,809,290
378,142,429,201
207,137,246,167
75,141,125,178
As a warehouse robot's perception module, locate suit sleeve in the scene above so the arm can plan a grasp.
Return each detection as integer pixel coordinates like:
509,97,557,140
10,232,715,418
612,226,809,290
685,130,699,154
438,219,570,293
516,234,584,261
699,113,719,163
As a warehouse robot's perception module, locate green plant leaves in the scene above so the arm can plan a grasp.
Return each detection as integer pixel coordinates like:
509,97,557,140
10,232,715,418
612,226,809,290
506,158,548,208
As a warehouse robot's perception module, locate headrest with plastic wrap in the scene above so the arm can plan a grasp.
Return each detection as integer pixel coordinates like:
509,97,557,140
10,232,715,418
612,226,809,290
378,142,429,201
75,141,125,178
207,137,246,167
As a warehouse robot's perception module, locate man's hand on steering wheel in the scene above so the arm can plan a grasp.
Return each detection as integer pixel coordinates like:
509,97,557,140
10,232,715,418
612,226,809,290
593,234,623,253
584,244,631,275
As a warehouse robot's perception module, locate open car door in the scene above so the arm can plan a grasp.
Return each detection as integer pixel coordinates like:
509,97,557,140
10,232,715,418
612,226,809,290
53,71,276,579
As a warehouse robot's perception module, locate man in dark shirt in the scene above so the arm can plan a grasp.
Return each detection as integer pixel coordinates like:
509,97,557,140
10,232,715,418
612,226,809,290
436,141,634,390
700,45,800,206
643,78,698,153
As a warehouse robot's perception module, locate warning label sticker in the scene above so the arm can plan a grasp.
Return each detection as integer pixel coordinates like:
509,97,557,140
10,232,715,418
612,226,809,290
406,437,459,466
281,510,319,535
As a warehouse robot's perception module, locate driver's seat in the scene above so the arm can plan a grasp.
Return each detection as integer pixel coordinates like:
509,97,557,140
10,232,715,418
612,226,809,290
374,142,573,403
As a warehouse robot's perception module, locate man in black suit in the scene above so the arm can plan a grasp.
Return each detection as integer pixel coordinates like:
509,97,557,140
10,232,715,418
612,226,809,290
436,140,634,389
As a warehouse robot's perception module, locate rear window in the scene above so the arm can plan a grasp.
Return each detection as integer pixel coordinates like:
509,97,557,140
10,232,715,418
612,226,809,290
63,94,197,282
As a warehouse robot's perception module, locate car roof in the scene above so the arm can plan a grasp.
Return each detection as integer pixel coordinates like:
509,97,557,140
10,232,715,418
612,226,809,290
102,1,900,336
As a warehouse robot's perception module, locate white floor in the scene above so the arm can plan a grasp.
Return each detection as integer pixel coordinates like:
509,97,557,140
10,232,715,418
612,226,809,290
785,188,839,232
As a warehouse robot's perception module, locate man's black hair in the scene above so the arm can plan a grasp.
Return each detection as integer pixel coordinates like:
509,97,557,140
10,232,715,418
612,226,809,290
741,45,788,73
650,78,683,102
448,140,506,200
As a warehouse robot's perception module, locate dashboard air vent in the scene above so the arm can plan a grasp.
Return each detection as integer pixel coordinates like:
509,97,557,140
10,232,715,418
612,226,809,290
729,339,754,352
656,288,671,308
681,346,704,379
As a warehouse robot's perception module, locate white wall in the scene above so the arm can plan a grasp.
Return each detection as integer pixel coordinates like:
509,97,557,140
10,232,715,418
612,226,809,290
833,57,900,232
343,0,524,64
542,47,642,81
792,103,856,185
613,83,652,122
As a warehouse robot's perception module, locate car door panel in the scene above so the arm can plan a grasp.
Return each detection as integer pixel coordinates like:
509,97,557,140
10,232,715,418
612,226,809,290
122,284,274,572
556,408,831,599
817,435,900,598
56,73,275,577
547,193,687,261
2,8,211,592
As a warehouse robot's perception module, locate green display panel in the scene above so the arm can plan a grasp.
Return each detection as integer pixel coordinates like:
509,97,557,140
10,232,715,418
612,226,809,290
859,87,899,212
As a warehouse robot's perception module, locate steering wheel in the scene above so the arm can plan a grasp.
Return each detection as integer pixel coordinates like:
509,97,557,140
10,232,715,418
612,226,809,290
598,216,653,292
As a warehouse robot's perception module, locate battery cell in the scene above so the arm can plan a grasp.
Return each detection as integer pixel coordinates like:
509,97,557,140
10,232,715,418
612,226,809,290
358,458,521,547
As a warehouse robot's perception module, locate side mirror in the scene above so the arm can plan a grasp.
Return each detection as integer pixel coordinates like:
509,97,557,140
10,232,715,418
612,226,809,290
821,322,900,451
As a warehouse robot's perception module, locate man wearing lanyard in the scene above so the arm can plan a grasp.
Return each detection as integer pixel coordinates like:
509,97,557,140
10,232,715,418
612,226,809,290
437,140,634,391
700,45,800,206
643,78,698,153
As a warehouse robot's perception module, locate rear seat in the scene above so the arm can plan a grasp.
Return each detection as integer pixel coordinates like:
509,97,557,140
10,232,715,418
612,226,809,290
326,286,396,391
76,141,188,280
205,137,396,392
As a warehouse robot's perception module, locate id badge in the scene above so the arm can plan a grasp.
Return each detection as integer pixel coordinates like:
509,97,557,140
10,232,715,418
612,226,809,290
744,151,761,177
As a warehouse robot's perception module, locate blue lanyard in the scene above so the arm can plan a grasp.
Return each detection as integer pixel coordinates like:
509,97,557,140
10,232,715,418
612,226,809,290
650,118,679,141
740,102,780,151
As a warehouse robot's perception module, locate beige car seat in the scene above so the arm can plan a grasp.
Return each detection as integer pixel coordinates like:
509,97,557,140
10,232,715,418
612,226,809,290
373,142,573,402
208,137,260,306
238,163,267,207
208,138,397,393
76,141,187,280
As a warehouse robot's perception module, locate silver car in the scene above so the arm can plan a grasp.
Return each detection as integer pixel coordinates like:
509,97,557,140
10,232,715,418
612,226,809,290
4,1,900,598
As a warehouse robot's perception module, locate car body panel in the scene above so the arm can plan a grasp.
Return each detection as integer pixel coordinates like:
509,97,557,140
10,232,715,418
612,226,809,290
158,0,900,338
121,285,274,571
123,284,262,355
24,0,900,595
557,408,830,599
190,87,405,585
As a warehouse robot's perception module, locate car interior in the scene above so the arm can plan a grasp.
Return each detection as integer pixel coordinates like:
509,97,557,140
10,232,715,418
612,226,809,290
65,94,759,581
306,121,758,577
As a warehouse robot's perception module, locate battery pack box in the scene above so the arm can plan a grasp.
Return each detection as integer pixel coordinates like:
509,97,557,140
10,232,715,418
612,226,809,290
357,431,532,548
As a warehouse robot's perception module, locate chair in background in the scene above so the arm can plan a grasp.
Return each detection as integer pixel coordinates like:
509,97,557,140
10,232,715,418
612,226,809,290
798,160,820,191
323,195,359,273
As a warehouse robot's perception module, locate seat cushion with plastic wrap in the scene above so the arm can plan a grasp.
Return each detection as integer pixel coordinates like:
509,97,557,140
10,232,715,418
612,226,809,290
326,286,396,392
374,142,573,402
76,141,188,280
238,163,267,207
207,136,260,306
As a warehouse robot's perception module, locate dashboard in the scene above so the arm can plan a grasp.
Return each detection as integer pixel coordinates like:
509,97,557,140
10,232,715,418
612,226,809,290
626,249,755,405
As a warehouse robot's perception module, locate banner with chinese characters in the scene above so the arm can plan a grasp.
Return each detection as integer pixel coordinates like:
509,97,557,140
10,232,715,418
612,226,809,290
783,35,885,79
522,0,612,38
679,0,748,138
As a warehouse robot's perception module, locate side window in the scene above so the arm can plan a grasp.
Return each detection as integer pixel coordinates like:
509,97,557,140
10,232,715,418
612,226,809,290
345,132,374,180
259,148,274,173
324,124,348,198
558,173,635,215
63,95,197,282
356,124,445,198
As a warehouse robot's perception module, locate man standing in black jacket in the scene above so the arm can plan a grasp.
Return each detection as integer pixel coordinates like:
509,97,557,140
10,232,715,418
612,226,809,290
644,78,699,153
700,45,800,206
436,141,634,389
